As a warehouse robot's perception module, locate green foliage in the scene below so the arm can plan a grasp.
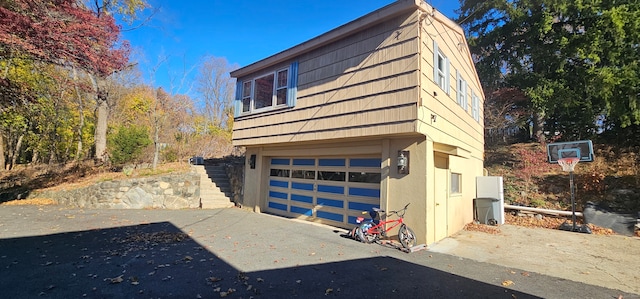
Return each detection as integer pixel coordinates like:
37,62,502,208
107,125,151,165
458,0,640,143
162,147,178,162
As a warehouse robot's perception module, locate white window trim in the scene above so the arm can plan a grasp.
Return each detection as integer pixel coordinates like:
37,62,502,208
471,91,480,122
451,172,462,194
457,70,468,111
433,40,450,94
244,67,289,114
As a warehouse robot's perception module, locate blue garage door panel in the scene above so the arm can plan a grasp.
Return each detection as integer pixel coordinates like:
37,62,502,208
269,191,288,200
349,187,380,198
292,182,313,191
270,180,288,188
317,210,343,222
291,205,313,216
348,201,380,212
291,194,313,203
318,184,344,194
317,197,343,208
271,158,290,165
268,201,288,211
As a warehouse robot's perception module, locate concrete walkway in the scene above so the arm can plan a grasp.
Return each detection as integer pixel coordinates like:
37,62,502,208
0,206,637,298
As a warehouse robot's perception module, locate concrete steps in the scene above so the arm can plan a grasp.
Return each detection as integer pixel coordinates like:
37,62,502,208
192,164,235,209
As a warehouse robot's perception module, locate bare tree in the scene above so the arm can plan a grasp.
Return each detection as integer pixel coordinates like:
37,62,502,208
484,88,529,145
195,56,237,129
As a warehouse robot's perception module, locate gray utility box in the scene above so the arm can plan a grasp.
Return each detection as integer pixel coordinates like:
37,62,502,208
474,197,501,225
476,176,506,225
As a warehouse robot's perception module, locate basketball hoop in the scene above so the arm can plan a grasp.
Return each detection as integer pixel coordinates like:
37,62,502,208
557,157,580,172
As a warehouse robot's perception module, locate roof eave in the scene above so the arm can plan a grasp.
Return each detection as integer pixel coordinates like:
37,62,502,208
230,0,427,78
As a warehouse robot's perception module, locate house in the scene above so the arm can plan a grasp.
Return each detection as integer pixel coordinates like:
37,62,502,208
230,0,484,245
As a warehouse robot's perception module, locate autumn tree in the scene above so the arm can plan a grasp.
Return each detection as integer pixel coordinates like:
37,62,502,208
195,56,237,128
457,0,640,143
0,0,145,164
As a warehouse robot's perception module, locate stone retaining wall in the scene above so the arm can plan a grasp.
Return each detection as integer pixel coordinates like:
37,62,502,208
30,172,201,209
224,159,245,207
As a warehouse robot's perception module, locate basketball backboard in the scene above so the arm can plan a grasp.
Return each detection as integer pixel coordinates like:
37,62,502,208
546,140,594,163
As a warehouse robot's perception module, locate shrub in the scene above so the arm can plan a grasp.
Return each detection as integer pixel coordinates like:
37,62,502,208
107,125,152,165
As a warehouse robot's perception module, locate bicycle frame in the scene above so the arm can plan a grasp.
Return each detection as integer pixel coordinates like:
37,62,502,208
356,203,409,237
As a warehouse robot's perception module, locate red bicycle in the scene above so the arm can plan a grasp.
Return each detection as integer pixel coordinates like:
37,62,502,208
356,203,417,249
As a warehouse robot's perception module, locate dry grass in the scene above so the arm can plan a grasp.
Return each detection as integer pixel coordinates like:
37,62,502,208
1,198,57,206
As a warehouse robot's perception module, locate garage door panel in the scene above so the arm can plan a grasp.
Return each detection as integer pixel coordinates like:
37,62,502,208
317,210,344,222
268,201,288,211
317,184,344,194
348,187,380,198
267,156,381,228
269,179,289,188
290,205,313,216
291,181,314,191
269,190,288,200
317,197,344,208
290,193,313,204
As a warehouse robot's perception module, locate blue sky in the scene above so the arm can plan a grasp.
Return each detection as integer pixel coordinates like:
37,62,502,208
122,0,460,95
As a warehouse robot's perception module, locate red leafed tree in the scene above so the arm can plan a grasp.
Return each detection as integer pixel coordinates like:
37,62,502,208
0,0,132,162
0,0,129,76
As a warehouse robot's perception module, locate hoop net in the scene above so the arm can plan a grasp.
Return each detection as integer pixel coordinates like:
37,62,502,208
558,157,580,172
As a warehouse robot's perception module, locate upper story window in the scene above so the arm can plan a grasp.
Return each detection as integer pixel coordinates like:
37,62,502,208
457,70,468,111
243,68,288,113
235,61,298,117
471,91,480,122
433,40,450,94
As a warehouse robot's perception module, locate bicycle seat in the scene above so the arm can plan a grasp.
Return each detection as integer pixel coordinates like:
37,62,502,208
372,207,384,213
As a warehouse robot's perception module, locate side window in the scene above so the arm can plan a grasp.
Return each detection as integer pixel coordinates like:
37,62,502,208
457,70,467,111
451,172,461,194
234,61,298,117
471,91,480,122
433,40,450,94
242,81,251,113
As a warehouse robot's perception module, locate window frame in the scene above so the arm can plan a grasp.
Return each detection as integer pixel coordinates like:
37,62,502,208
457,70,468,111
234,61,298,118
244,67,289,114
433,40,450,94
450,172,462,194
471,91,480,122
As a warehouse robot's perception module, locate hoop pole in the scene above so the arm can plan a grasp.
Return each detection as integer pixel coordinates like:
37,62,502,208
569,170,576,231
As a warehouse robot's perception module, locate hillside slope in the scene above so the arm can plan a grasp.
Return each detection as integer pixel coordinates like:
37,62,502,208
483,142,639,235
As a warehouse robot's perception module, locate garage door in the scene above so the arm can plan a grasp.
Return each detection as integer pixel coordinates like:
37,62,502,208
267,156,381,228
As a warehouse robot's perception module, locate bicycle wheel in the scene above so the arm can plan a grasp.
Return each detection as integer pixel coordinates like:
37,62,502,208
398,224,417,249
357,221,379,243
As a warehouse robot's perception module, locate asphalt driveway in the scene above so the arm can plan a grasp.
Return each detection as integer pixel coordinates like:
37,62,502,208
0,206,636,298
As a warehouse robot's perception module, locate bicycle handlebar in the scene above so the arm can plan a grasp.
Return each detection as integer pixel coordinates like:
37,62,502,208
370,203,410,218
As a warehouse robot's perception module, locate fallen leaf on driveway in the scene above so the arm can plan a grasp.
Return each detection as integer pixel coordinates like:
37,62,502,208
107,275,124,284
502,280,514,287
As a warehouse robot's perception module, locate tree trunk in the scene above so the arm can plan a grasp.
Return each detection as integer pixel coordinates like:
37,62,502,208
532,110,546,143
152,119,159,170
91,74,109,162
10,134,24,170
31,149,38,164
0,133,5,170
73,67,85,161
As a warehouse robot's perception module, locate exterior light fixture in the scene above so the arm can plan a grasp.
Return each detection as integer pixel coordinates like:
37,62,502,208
398,151,409,174
431,114,437,122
